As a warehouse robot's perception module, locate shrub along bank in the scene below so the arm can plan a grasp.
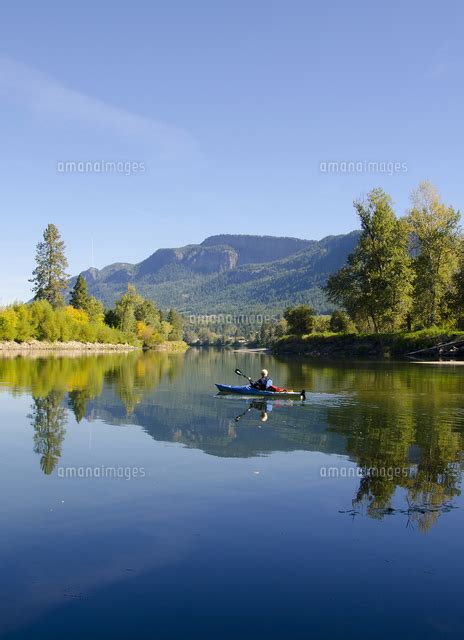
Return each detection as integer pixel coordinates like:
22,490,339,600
273,328,464,359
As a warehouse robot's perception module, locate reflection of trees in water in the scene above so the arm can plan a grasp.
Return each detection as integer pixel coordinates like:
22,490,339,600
29,391,67,475
8,352,464,529
104,352,184,416
0,352,183,422
68,389,89,423
323,366,464,531
13,352,185,474
407,411,463,532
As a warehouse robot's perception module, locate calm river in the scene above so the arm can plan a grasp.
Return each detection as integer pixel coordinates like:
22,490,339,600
0,349,463,638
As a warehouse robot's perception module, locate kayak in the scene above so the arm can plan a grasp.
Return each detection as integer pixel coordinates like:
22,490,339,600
215,384,305,400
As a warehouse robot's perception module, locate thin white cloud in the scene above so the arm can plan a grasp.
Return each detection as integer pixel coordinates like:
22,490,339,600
0,57,195,153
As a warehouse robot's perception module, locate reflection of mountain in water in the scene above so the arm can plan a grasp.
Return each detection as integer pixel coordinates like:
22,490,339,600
80,351,464,530
3,349,464,530
81,349,347,456
88,393,348,458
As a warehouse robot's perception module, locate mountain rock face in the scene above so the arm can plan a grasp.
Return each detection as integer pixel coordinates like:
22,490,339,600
200,235,313,265
137,244,239,277
75,232,360,314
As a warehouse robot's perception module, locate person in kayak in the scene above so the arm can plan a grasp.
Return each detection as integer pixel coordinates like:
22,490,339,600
253,369,273,391
252,369,287,393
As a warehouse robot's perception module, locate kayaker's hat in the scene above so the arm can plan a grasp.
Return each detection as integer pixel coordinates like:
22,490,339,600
261,369,268,376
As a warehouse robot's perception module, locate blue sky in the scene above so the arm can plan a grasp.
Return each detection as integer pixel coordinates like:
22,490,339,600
1,0,463,303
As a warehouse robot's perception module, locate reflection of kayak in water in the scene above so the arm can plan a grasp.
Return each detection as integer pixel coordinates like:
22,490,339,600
216,384,305,400
234,400,274,423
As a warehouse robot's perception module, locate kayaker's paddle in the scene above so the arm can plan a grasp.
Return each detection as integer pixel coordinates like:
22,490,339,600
234,405,253,422
235,368,254,385
235,400,267,422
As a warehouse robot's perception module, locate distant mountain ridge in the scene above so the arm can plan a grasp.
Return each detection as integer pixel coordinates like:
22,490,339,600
74,232,360,314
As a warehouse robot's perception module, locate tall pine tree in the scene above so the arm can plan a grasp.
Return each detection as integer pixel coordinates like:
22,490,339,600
70,274,89,310
30,224,69,308
167,308,184,340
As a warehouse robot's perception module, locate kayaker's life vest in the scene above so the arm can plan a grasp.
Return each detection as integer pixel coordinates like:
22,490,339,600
256,376,272,390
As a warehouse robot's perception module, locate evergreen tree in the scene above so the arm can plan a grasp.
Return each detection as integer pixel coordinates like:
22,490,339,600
30,391,67,475
30,224,69,308
407,182,461,327
104,308,119,328
70,274,89,310
167,308,184,340
326,188,413,332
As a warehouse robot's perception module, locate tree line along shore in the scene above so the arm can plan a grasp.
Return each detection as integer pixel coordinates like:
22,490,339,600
270,182,464,359
0,224,187,352
181,182,464,358
2,180,464,358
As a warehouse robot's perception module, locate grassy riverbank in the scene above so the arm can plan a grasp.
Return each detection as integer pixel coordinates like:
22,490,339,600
273,328,464,359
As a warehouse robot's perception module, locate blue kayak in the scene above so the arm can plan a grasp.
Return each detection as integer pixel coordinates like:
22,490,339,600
216,384,305,399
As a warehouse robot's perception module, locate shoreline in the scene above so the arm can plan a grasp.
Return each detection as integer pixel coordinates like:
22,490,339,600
0,339,189,356
273,331,464,361
232,347,270,353
0,340,140,354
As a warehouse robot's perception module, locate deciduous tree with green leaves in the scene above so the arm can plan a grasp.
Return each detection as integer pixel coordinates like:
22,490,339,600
114,284,144,333
284,305,315,336
450,239,464,328
30,224,69,308
329,310,351,333
326,188,413,332
135,299,160,328
85,296,104,323
406,182,461,327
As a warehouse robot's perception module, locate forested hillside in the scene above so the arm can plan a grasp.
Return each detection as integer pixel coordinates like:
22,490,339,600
73,232,360,314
